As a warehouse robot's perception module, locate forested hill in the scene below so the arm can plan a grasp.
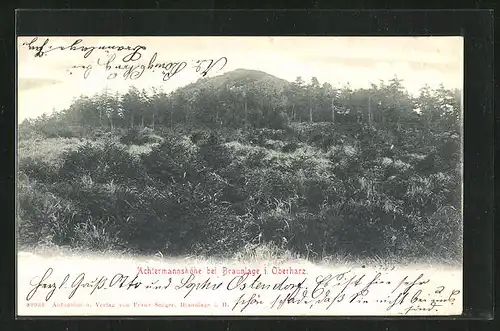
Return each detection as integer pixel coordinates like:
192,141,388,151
19,68,461,136
18,69,462,262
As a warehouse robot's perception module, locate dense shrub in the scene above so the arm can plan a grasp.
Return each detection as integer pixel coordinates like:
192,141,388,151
141,134,206,184
120,127,164,145
18,122,462,262
58,141,144,184
18,178,80,246
18,158,59,183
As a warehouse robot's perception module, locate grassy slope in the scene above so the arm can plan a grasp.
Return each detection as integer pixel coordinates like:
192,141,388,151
16,123,462,264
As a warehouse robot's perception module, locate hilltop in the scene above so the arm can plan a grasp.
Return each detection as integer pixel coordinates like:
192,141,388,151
188,68,290,90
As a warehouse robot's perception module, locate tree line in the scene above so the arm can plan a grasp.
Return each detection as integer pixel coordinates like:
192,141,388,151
20,71,461,135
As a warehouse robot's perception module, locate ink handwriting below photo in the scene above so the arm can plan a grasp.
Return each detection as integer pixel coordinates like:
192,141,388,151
26,267,460,315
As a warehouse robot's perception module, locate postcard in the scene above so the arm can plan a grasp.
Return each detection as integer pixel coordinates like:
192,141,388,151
16,36,463,316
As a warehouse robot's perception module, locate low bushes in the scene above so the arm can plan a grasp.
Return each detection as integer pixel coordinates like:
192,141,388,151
120,127,165,145
18,125,462,263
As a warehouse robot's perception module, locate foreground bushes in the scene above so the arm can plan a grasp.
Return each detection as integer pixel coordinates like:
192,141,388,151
17,125,462,262
58,141,145,184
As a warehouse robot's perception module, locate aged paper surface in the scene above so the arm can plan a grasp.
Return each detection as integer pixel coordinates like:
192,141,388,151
16,37,463,316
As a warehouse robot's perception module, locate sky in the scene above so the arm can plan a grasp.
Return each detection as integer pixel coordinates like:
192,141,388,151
17,36,463,122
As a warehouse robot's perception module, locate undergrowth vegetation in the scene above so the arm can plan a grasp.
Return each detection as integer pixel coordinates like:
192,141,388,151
18,123,462,263
17,71,462,263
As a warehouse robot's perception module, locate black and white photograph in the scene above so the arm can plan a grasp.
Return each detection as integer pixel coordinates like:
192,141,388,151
16,36,463,316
